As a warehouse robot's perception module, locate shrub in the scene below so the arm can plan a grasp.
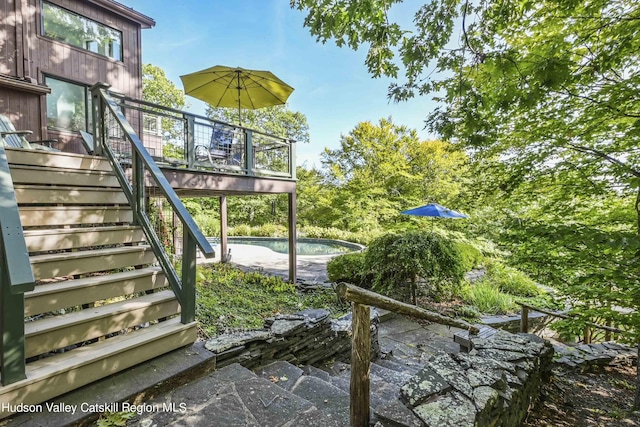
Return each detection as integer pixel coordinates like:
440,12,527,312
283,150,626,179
453,241,484,272
365,231,465,303
193,212,220,236
327,252,371,287
460,282,516,314
484,260,540,297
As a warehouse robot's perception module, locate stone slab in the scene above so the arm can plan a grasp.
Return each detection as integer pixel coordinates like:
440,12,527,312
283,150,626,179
400,366,452,408
375,399,425,427
205,330,271,354
256,360,304,391
234,377,315,427
290,375,350,410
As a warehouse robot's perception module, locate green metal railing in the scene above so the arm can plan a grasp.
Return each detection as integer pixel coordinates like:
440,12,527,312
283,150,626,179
91,83,215,323
112,95,296,180
0,143,34,385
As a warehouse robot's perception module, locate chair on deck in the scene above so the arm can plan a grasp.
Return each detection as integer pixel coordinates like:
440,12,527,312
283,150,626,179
0,114,59,151
195,125,237,165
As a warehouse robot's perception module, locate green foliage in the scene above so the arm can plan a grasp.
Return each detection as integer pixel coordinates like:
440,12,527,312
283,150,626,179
193,212,220,236
452,241,484,272
96,412,136,427
483,260,540,298
207,104,310,144
142,64,185,109
365,231,464,302
196,264,346,336
316,118,469,232
326,252,371,287
460,282,517,315
292,0,640,347
299,226,380,245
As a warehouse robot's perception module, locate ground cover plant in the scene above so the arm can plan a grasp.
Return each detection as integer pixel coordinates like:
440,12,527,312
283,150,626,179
196,263,346,337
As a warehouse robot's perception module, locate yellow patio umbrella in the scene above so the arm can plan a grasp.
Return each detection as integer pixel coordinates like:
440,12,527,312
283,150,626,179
180,65,294,125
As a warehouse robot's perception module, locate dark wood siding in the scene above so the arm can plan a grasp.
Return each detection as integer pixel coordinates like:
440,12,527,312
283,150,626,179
1,0,147,152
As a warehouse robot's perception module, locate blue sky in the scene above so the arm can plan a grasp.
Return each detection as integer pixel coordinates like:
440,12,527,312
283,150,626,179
125,0,437,167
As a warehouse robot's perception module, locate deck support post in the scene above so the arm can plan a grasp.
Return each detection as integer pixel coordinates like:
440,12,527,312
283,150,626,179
220,196,228,262
288,191,296,283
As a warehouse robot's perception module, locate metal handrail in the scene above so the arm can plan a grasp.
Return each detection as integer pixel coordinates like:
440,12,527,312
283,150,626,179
0,143,33,384
118,94,296,143
92,83,215,323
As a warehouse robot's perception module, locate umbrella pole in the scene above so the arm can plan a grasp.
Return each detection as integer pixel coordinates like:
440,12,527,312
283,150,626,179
237,71,242,125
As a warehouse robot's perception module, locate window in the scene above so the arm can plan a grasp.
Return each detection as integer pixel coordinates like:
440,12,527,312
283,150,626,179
45,77,92,132
42,1,123,61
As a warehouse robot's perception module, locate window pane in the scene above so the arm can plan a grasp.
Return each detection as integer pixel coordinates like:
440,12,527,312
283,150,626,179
43,2,123,61
45,77,87,131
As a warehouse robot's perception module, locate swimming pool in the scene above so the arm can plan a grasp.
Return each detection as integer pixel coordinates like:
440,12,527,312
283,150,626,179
208,237,364,256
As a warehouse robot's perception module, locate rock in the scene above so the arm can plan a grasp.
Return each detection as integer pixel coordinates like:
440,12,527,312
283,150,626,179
400,366,452,408
205,331,271,354
413,392,476,427
270,319,306,336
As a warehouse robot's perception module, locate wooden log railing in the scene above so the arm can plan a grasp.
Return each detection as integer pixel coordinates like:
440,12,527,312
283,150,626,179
336,283,479,427
517,302,630,342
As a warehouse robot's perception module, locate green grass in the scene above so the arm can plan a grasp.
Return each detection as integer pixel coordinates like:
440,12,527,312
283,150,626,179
196,263,347,337
459,282,517,315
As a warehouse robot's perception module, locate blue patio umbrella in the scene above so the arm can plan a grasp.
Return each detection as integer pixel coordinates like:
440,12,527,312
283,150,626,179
401,203,468,219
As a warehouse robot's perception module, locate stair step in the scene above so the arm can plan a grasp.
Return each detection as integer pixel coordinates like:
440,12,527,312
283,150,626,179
0,318,196,413
256,360,304,391
290,375,350,410
24,225,145,252
9,164,120,187
25,267,167,317
25,290,179,358
6,148,112,171
14,184,129,205
375,358,421,375
19,206,133,227
233,376,316,426
302,365,331,382
30,245,156,280
370,363,413,386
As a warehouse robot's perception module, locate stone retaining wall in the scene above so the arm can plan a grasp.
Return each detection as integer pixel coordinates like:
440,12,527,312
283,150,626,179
400,330,554,427
204,308,380,370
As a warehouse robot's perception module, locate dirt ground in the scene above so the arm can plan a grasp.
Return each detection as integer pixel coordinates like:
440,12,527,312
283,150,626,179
524,365,640,427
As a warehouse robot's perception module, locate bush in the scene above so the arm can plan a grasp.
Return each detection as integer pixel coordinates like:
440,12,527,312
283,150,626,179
327,252,371,287
460,282,517,314
365,231,465,303
453,241,484,272
193,213,220,236
484,260,540,297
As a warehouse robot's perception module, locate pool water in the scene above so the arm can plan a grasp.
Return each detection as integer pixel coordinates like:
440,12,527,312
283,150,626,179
210,237,363,256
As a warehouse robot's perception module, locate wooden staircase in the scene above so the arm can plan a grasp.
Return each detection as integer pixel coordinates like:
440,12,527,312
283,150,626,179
1,148,197,414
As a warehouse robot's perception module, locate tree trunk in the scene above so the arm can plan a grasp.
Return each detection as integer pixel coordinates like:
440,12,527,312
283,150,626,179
634,187,640,410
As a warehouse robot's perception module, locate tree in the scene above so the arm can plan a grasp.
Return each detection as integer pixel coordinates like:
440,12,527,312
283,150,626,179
142,64,187,159
207,105,310,144
320,117,468,231
142,64,186,110
291,0,640,405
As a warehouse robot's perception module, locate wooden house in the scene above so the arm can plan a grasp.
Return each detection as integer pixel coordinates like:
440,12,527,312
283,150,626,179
0,0,155,153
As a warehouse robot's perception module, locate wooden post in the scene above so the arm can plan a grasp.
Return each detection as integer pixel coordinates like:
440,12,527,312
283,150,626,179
350,303,370,427
520,305,529,333
220,196,228,262
584,326,591,344
288,192,297,283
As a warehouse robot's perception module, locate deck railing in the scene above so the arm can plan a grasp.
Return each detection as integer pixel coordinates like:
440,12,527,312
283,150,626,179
109,94,296,179
91,83,215,323
0,143,34,385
